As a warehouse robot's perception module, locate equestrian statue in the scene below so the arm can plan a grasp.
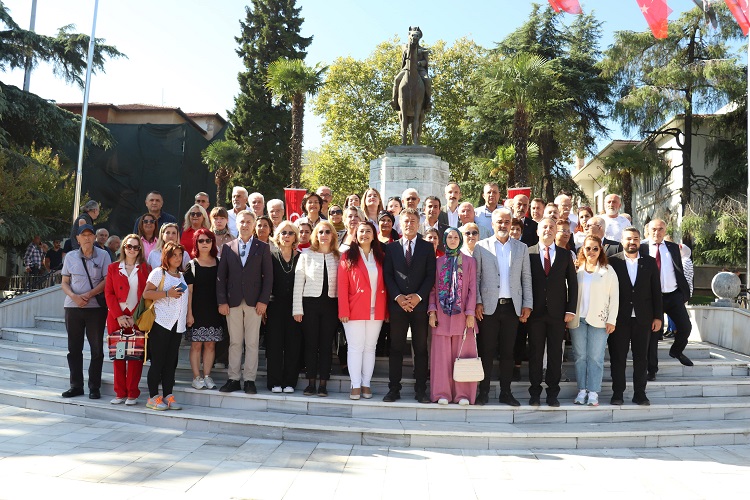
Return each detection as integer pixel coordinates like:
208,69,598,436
391,26,431,146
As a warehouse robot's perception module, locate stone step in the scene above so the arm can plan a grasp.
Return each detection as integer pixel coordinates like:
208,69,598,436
34,316,67,332
1,382,749,449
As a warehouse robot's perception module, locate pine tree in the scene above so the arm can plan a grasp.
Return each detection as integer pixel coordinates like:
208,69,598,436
227,0,312,198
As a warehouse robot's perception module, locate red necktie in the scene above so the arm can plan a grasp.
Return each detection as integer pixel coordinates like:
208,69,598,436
405,241,412,267
655,244,661,271
544,246,551,276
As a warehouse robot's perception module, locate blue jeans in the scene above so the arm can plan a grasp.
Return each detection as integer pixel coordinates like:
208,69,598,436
570,318,608,393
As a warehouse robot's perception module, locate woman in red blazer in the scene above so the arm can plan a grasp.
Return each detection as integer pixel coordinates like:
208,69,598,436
104,234,151,405
338,221,388,400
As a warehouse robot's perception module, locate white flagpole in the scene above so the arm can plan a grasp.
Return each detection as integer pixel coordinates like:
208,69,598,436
72,0,99,221
22,0,37,92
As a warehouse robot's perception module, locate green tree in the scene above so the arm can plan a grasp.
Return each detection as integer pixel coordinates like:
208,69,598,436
227,0,312,198
201,139,245,208
681,198,747,266
599,146,667,215
599,4,745,223
266,58,326,188
301,142,369,206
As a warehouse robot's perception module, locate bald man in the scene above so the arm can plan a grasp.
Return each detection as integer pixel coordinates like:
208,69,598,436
512,194,538,246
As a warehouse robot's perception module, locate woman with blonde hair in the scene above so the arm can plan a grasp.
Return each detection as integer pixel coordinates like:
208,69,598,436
460,222,481,256
293,220,339,397
148,223,189,270
362,188,384,226
180,204,211,257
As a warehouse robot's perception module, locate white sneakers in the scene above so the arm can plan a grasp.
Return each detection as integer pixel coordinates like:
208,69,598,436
574,390,587,405
587,392,599,406
110,397,126,405
203,376,216,390
437,398,449,405
458,398,469,406
125,398,137,406
272,386,283,393
283,386,294,393
192,377,206,389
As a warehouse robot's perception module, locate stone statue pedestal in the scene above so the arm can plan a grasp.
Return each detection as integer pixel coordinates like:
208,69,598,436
369,146,450,203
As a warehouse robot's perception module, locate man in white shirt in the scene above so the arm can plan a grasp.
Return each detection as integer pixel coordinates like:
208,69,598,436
227,186,251,237
474,182,501,235
458,202,492,239
420,196,448,250
438,182,461,227
603,193,630,242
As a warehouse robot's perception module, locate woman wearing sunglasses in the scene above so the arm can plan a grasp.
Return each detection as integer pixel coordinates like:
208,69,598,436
137,213,158,259
266,221,302,393
459,223,481,256
293,220,340,397
148,223,190,270
181,204,211,257
104,234,151,405
184,228,223,390
328,205,345,232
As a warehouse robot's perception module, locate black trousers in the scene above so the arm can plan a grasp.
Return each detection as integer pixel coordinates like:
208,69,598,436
608,316,651,396
477,301,519,394
147,322,182,397
302,296,338,380
265,298,302,389
513,323,528,365
527,314,566,398
388,305,429,393
648,290,691,374
65,307,106,391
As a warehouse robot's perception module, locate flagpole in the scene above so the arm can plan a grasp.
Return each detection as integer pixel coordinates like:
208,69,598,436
746,36,749,293
72,0,99,221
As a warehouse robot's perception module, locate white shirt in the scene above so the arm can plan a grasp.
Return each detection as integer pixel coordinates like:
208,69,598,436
401,236,417,258
227,205,251,237
360,248,379,317
603,214,630,242
625,254,639,317
649,241,677,293
493,238,512,299
539,243,557,268
147,249,190,271
567,215,578,234
579,271,594,318
147,268,189,333
446,206,459,227
238,237,254,267
119,262,140,312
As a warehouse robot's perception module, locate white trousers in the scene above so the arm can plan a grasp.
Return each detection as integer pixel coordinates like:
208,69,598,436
344,319,383,389
227,300,262,381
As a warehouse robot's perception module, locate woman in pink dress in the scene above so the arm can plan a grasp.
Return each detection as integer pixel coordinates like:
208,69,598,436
428,227,477,405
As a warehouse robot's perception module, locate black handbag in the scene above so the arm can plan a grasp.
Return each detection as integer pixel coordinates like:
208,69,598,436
81,257,107,308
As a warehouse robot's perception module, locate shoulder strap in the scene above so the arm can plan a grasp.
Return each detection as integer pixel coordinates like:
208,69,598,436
81,257,96,291
157,268,166,291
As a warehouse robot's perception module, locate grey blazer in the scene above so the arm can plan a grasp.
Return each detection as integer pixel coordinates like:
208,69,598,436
473,236,533,317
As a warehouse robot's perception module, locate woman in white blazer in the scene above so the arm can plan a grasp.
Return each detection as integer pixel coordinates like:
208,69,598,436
293,220,339,397
567,235,619,407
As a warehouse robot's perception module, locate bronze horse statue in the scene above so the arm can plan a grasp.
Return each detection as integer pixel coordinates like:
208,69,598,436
397,27,427,146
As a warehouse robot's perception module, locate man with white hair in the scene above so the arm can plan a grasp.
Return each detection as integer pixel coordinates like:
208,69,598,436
228,186,250,237
554,194,577,233
458,202,492,239
512,194,538,246
316,186,332,216
267,199,285,228
249,192,265,219
603,193,630,242
401,188,425,224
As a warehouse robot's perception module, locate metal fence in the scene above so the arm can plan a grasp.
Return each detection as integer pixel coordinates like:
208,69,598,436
7,272,62,293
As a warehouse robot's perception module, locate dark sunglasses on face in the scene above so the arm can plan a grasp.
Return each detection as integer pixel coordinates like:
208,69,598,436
329,209,343,215
189,212,202,218
125,244,141,251
280,231,295,236
142,219,156,225
464,231,479,236
318,230,332,235
197,238,212,244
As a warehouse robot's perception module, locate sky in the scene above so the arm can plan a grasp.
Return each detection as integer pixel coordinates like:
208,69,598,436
1,0,722,155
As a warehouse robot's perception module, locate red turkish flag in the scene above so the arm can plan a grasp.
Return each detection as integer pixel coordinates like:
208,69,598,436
284,188,307,223
548,0,583,14
725,0,750,35
636,0,673,39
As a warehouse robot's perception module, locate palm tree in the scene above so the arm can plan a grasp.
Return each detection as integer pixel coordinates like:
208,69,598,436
266,58,327,188
483,53,557,187
201,139,244,207
600,146,666,215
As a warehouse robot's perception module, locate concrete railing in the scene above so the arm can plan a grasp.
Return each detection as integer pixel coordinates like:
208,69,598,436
0,285,65,329
688,305,750,356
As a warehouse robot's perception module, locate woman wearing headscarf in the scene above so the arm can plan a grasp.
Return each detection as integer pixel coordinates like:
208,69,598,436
428,228,477,405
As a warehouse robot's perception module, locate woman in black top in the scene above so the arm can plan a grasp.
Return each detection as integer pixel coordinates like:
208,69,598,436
265,220,302,393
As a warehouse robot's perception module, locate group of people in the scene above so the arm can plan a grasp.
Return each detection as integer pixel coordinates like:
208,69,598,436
57,182,693,411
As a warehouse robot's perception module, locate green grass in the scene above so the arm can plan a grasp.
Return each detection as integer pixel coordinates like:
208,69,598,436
689,295,715,306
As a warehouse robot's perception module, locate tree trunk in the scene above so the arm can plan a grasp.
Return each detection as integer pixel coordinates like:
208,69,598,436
681,30,696,247
513,106,529,187
290,93,305,188
215,166,231,208
622,173,633,216
538,129,554,202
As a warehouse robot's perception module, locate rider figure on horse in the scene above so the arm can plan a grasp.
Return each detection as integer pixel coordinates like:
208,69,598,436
391,27,432,113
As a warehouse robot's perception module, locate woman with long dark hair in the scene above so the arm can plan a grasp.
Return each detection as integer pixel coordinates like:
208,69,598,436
137,213,159,259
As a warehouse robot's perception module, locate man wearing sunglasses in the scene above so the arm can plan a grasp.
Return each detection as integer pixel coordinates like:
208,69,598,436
217,210,273,395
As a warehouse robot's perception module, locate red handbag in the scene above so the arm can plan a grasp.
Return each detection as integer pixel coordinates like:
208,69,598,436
108,327,148,361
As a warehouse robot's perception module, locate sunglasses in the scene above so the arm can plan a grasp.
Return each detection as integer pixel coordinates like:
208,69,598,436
329,209,343,215
197,238,212,244
464,231,479,236
584,246,600,251
142,219,156,225
318,230,332,235
189,212,203,218
125,244,141,251
280,231,295,236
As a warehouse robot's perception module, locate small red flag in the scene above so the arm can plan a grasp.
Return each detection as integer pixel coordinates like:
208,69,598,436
548,0,583,14
725,0,750,35
636,0,673,39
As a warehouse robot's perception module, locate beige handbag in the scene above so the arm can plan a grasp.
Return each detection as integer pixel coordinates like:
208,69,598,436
452,328,484,382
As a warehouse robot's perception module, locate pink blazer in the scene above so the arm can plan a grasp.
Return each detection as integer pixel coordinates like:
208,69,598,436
337,256,388,321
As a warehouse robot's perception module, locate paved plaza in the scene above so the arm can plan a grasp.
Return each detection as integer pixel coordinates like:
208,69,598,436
1,404,748,499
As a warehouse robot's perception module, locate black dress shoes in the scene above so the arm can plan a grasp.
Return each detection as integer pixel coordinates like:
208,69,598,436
546,397,560,407
632,393,651,406
303,384,317,396
220,379,241,393
415,392,431,404
670,351,694,367
610,393,624,405
383,390,400,402
647,372,656,382
89,389,101,400
475,392,489,406
529,395,541,406
61,387,84,398
244,381,257,394
499,392,520,407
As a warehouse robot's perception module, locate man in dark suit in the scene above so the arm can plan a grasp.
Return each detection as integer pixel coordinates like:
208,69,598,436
609,227,663,405
579,216,620,257
438,182,461,227
512,194,539,247
526,217,578,406
420,196,450,252
383,208,436,403
217,210,273,394
641,219,693,380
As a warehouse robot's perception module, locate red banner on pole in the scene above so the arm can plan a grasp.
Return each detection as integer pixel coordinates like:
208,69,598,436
725,0,750,35
548,0,583,14
636,0,672,39
284,188,307,223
